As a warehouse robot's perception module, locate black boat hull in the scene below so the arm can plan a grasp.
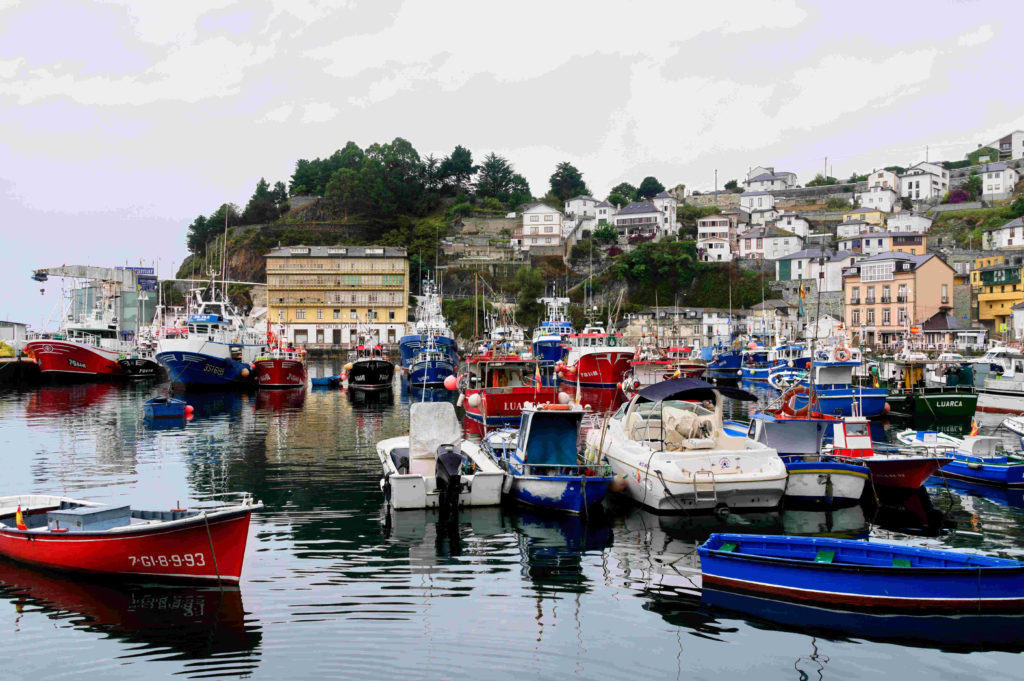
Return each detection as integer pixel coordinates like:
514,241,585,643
347,359,395,390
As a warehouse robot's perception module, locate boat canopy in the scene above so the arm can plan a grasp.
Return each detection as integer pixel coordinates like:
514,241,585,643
636,377,757,403
518,410,584,466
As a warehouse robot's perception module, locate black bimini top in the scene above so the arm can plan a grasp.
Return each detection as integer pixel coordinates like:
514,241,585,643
635,377,757,403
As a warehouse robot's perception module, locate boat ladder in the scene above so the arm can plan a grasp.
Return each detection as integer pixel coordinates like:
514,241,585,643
692,470,717,505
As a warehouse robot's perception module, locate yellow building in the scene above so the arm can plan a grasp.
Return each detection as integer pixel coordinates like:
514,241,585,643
842,207,886,226
970,254,1006,290
976,257,1024,332
265,245,409,346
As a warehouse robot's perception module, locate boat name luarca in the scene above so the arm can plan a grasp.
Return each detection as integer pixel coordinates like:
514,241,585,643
936,401,963,408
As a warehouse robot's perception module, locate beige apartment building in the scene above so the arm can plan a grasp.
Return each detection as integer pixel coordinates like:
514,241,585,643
842,252,954,348
265,245,409,347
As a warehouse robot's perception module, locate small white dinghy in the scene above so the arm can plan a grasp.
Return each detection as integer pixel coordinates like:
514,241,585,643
1001,415,1024,437
377,402,505,511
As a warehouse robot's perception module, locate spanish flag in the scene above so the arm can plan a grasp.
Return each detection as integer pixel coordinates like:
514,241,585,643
15,506,26,531
799,282,806,299
969,419,978,437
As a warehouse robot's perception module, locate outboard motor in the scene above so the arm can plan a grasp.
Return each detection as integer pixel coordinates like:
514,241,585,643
435,444,463,521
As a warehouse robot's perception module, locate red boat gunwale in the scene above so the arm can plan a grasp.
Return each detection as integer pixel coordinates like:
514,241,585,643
0,496,261,584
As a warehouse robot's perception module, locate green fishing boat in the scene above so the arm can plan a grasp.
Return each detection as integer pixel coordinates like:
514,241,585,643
884,356,977,426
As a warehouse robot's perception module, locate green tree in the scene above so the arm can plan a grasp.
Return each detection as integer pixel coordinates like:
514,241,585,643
678,205,720,223
723,179,739,192
242,177,281,224
825,197,851,210
607,182,637,207
637,176,665,198
289,159,318,195
186,214,210,254
1010,197,1024,218
549,162,589,201
475,153,517,203
593,224,619,245
967,146,1000,165
847,173,868,183
507,173,532,211
439,145,477,194
807,174,838,187
965,172,982,200
512,267,546,328
324,167,368,220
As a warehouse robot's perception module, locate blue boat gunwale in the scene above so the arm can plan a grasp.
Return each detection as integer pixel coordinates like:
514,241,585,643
700,533,1023,574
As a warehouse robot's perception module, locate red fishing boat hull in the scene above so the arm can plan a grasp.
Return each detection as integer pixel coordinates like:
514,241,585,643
834,457,949,490
464,387,560,426
0,507,256,583
254,358,307,388
23,340,124,380
559,351,634,388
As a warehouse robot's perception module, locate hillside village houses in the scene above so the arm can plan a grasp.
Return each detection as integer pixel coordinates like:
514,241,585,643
775,249,861,292
978,162,1020,201
837,231,928,257
856,185,900,213
737,225,803,260
696,213,739,262
899,162,950,202
775,212,811,238
743,166,798,191
886,211,933,234
983,217,1024,250
842,252,955,349
843,207,886,226
987,130,1024,161
868,169,901,192
515,203,563,252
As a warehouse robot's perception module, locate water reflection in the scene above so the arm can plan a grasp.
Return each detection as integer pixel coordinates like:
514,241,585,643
0,558,262,675
255,387,307,412
866,487,951,537
513,509,613,590
346,386,395,407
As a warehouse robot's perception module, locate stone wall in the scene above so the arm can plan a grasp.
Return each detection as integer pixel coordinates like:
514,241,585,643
771,278,846,321
684,192,741,209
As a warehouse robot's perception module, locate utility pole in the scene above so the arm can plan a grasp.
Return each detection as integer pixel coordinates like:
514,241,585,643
714,169,718,200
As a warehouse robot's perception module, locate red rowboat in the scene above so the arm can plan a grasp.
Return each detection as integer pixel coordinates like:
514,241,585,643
0,495,261,583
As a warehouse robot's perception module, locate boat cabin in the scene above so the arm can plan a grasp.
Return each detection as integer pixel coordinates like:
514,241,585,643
831,418,873,457
568,324,622,348
615,378,757,452
513,406,585,473
466,359,539,390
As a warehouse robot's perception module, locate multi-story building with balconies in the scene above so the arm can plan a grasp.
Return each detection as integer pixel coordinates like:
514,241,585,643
975,254,1024,333
265,245,409,347
842,252,954,349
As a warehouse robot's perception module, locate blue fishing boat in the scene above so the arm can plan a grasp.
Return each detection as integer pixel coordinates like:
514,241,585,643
482,404,613,515
142,396,189,419
154,281,264,390
740,344,810,382
400,280,458,387
706,345,745,380
787,348,887,417
531,297,574,386
896,430,1024,487
699,533,1024,612
310,375,341,388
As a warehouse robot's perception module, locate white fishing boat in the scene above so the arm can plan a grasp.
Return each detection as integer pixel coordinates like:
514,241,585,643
976,348,1024,414
377,402,505,511
585,378,788,513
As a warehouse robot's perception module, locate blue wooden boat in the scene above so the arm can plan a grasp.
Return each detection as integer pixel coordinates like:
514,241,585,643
701,589,1024,651
482,404,613,515
698,533,1024,612
310,375,341,388
896,430,1024,487
142,396,188,419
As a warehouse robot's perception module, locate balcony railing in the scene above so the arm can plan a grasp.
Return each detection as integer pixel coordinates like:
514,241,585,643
881,296,891,303
865,297,876,304
897,295,907,302
849,297,861,305
941,297,949,304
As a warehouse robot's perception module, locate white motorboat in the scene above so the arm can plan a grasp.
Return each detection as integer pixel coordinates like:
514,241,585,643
585,378,788,513
377,402,505,511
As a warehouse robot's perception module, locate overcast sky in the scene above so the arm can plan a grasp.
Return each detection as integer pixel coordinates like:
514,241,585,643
2,0,1022,328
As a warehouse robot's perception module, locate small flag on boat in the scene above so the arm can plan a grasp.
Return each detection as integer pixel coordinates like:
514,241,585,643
534,362,541,386
970,419,978,436
575,374,581,405
15,506,26,531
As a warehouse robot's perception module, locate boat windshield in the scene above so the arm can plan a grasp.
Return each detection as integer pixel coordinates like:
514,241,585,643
845,422,870,437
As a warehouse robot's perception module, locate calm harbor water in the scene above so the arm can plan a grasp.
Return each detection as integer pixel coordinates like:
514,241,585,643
1,365,1023,680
